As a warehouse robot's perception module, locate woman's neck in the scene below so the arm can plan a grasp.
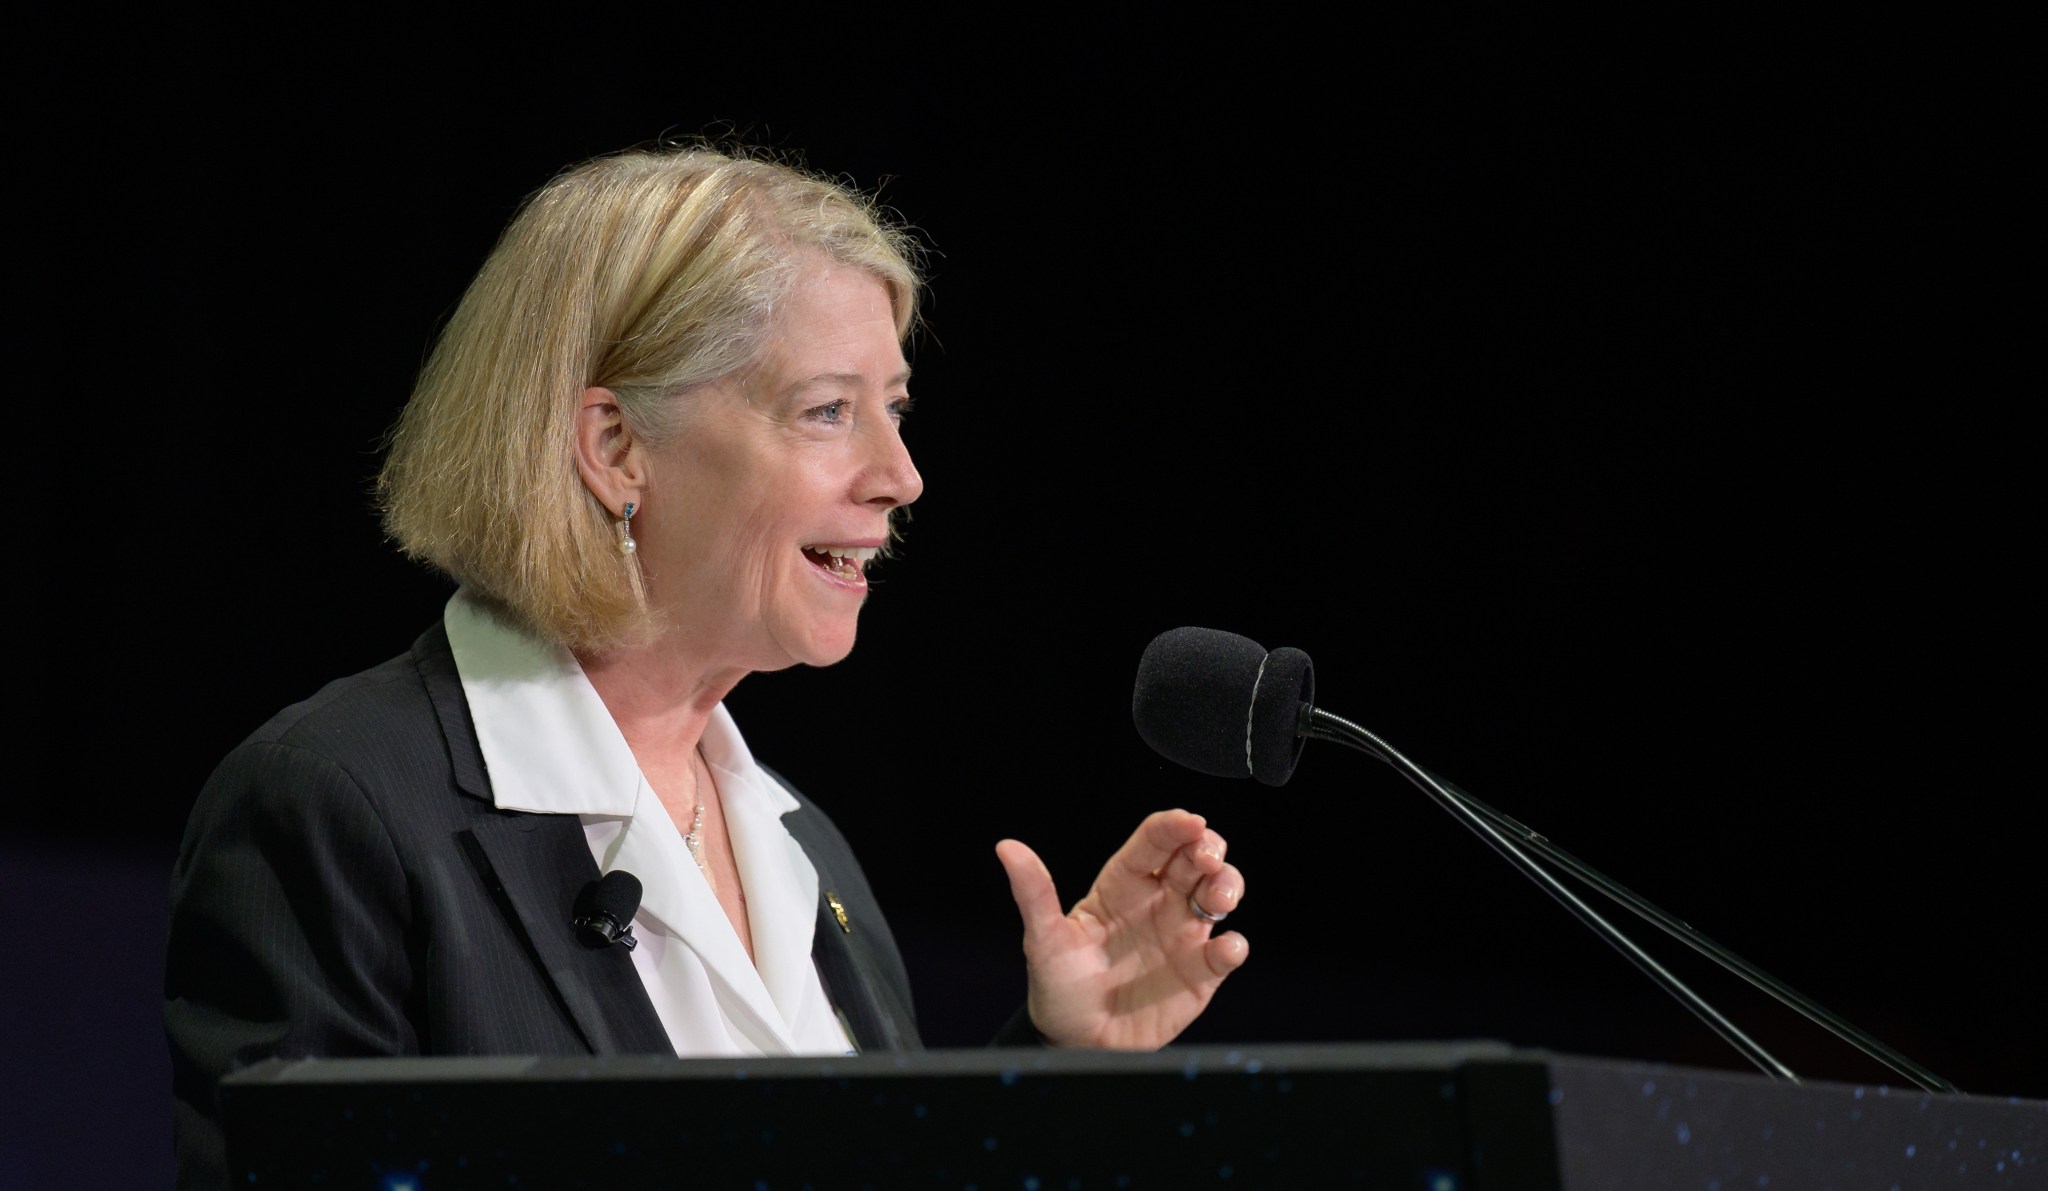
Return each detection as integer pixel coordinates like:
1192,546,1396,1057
576,634,760,963
574,639,749,769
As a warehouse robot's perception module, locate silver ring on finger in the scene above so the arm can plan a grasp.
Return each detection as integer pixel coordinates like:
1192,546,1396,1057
1188,893,1229,923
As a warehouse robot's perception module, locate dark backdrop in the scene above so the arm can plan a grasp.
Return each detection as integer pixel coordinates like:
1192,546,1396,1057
9,14,2035,1187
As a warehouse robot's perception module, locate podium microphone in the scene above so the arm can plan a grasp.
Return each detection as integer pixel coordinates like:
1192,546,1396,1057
1132,626,1956,1093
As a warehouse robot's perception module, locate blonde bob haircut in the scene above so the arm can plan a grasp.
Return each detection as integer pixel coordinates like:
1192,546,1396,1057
378,146,920,652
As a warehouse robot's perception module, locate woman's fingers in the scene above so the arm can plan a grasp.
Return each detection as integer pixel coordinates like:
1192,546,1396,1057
1106,814,1245,926
1163,830,1220,888
1108,810,1208,880
1011,812,1244,944
1159,828,1228,894
995,838,1065,943
1203,930,1251,977
1186,862,1245,921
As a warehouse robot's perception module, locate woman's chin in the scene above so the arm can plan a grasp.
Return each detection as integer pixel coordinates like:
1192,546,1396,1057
771,620,861,670
804,634,860,669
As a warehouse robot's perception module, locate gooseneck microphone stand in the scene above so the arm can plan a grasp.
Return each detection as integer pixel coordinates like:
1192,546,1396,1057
1300,705,1959,1093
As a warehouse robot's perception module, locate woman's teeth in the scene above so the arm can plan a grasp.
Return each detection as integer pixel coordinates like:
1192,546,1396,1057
804,545,877,578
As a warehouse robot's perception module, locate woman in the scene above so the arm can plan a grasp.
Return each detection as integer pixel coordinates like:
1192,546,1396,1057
165,146,1247,1187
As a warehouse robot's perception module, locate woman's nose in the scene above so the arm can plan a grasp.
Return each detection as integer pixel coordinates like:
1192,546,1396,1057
859,417,923,508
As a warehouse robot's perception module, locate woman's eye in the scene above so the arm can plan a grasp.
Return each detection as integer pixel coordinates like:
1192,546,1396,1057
806,399,849,424
888,396,915,422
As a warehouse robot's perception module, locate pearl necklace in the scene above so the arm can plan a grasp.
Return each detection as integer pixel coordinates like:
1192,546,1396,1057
683,750,712,888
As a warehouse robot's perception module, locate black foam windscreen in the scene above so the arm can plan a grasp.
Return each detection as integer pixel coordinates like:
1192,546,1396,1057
1249,646,1314,785
1133,627,1315,787
574,870,642,931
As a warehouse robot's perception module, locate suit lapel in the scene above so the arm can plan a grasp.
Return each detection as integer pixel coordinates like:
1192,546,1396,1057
463,815,672,1055
779,798,921,1053
416,623,671,1057
809,893,920,1052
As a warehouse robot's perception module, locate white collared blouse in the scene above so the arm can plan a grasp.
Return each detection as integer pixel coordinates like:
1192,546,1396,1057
445,591,856,1056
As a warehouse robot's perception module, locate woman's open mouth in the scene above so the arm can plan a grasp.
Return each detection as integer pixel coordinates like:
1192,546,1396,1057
801,544,878,584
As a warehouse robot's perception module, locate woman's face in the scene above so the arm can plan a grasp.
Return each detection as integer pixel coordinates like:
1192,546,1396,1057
634,258,922,675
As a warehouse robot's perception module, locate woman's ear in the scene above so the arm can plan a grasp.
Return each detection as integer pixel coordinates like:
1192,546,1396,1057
574,387,647,514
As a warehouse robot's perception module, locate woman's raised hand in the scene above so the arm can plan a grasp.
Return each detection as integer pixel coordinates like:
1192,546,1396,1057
995,809,1248,1049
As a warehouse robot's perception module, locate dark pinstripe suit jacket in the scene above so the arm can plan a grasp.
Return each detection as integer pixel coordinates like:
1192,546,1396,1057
164,621,922,1189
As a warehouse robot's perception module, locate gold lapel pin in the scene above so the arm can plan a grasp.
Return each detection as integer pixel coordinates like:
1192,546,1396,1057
825,891,852,933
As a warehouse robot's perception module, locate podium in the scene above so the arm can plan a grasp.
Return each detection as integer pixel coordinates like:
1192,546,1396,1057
223,1042,2044,1188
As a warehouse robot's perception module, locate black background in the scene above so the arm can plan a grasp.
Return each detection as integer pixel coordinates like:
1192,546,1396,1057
8,13,2036,1186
